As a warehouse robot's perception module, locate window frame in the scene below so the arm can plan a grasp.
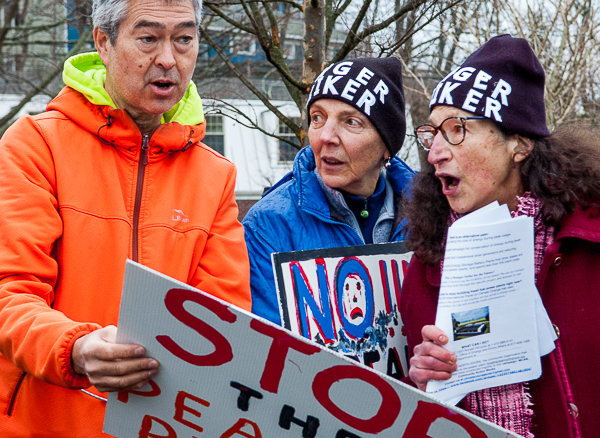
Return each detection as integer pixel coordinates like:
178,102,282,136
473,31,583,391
204,114,225,156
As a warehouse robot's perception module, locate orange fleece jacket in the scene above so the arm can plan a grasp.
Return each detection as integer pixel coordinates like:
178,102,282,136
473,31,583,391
0,87,251,437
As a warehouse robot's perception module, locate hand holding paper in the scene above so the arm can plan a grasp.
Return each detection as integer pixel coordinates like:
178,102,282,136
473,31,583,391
409,325,457,391
72,325,159,393
425,202,556,404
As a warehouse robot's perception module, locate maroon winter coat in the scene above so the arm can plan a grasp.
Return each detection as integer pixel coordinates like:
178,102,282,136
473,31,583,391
400,206,600,438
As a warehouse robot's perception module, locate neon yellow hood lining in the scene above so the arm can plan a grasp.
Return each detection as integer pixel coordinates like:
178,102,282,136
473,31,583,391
62,52,204,126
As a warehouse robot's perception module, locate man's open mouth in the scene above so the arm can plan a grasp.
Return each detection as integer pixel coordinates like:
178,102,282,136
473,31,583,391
152,80,174,89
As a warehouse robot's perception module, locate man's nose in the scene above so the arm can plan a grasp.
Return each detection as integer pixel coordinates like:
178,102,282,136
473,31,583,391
427,131,452,165
155,41,176,70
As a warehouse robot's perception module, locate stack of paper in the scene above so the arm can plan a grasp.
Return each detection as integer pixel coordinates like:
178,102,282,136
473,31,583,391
426,202,557,405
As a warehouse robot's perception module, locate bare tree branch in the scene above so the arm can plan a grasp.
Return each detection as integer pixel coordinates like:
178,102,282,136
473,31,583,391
332,0,436,63
330,0,373,63
206,0,302,8
199,26,302,136
203,3,256,34
325,0,352,47
241,0,306,90
0,26,93,135
207,97,302,148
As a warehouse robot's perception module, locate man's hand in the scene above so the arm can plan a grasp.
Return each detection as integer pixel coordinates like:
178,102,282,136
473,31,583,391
71,325,159,393
409,325,457,391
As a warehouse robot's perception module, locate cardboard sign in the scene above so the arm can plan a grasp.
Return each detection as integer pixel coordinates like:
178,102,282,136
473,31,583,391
272,242,412,379
103,260,522,438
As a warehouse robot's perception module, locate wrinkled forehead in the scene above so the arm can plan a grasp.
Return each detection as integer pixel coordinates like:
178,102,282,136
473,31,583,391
309,99,368,119
429,106,474,124
124,0,199,25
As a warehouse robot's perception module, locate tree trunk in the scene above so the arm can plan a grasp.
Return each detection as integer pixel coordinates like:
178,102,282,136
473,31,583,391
0,0,20,54
300,0,325,146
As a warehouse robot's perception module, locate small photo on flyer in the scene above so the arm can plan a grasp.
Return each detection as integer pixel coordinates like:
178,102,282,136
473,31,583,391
451,307,490,341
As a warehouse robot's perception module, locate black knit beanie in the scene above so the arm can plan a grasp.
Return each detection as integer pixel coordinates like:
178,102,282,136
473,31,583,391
430,34,549,138
307,57,406,156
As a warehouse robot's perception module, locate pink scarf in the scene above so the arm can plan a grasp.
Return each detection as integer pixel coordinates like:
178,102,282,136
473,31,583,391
449,193,554,437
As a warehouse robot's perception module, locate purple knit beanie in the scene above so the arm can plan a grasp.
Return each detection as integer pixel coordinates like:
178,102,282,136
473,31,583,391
307,57,406,156
430,34,549,138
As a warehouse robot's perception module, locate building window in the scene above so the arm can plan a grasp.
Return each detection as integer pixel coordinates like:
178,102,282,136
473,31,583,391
204,115,225,156
279,118,301,163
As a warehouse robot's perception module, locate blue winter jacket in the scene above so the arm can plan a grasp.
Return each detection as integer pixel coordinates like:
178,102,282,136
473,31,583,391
243,146,415,325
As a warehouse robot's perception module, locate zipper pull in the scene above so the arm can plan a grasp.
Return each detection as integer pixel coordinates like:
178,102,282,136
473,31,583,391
142,135,150,166
360,198,369,218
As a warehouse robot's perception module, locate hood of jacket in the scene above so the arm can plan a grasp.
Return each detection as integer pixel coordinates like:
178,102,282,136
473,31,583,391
48,51,206,153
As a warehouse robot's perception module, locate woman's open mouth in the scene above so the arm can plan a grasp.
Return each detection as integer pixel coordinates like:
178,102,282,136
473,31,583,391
438,174,460,195
320,156,345,172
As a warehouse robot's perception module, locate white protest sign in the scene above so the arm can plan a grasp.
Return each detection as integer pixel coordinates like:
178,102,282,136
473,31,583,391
272,242,412,379
103,260,523,438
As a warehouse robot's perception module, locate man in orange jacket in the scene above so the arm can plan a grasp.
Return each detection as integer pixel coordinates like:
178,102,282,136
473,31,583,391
0,0,251,436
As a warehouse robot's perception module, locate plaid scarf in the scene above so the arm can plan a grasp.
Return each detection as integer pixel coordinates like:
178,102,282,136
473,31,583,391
448,193,554,437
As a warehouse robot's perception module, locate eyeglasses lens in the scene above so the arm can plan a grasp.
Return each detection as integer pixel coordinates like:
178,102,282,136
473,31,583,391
416,127,435,149
442,118,466,145
416,117,468,150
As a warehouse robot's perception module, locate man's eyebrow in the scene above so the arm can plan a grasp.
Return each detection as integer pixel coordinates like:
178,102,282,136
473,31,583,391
176,21,197,29
134,20,164,30
133,20,197,30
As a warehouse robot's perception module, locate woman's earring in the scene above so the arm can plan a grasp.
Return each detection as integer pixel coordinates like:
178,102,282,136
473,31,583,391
384,158,391,168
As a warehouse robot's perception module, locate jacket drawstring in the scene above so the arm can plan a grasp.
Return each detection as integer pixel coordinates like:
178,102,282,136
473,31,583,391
181,129,194,152
96,107,114,145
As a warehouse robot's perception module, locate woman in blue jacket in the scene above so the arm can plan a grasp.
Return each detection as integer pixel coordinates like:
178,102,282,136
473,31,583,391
243,57,414,325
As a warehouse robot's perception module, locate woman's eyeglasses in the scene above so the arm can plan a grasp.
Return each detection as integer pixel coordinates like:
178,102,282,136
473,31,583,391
415,116,487,151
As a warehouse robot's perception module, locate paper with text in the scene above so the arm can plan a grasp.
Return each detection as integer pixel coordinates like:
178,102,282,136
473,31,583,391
427,213,543,402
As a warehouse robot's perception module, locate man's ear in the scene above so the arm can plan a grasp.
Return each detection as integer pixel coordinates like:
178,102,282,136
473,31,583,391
94,27,111,65
512,135,534,163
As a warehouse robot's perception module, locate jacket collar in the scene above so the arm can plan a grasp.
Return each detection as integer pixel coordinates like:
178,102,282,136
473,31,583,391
292,147,332,218
556,205,600,243
55,51,206,154
47,88,206,154
51,51,207,155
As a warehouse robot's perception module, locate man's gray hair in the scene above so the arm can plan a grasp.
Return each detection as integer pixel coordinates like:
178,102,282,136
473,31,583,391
92,0,202,46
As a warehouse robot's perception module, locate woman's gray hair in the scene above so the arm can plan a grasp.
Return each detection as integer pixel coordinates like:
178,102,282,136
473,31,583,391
92,0,202,46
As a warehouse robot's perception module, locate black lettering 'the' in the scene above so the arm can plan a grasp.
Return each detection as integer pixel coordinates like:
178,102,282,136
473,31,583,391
230,381,263,412
279,404,320,438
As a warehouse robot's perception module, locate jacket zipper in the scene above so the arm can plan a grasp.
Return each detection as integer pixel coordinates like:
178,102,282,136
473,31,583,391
132,135,150,262
7,371,26,416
